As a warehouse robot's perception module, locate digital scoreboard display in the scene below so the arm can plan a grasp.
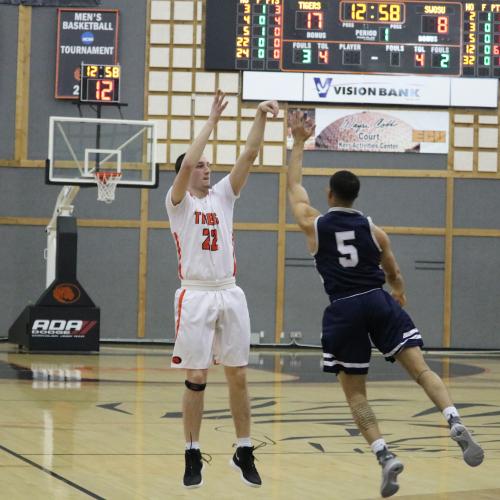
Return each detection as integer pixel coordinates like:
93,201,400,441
80,64,121,103
204,1,500,78
463,2,500,77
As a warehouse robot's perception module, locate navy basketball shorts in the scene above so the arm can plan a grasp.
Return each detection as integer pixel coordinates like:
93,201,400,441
321,288,424,375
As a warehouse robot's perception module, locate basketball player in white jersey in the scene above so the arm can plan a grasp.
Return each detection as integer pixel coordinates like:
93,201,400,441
166,91,279,489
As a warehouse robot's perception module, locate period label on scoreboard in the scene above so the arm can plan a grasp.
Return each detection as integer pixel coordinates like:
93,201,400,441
205,0,500,78
55,8,119,99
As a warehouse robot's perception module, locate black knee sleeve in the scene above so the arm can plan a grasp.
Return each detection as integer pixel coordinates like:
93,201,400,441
185,380,206,391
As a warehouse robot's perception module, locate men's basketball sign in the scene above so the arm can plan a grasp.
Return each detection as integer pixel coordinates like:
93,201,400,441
55,8,119,99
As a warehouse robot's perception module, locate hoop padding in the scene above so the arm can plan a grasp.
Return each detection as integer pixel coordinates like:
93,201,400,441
95,172,122,204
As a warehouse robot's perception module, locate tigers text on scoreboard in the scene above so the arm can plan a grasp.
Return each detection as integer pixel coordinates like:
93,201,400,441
204,1,500,78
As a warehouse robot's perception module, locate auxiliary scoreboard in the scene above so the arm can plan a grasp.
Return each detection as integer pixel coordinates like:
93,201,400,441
205,1,500,78
80,64,121,103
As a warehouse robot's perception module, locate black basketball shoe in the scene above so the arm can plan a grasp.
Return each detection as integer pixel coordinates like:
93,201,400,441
183,448,203,488
230,446,262,487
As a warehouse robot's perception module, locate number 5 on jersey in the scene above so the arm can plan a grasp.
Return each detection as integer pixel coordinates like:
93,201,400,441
202,228,218,251
335,231,359,267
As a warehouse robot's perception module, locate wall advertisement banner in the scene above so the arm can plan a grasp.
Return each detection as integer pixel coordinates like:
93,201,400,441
242,72,498,108
303,74,451,106
287,108,449,154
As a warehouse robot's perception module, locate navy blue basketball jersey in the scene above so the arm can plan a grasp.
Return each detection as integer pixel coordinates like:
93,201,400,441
314,208,385,299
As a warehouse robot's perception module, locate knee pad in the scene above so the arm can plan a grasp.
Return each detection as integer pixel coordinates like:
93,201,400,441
185,380,206,392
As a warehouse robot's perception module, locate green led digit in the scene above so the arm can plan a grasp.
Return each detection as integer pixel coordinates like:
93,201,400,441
484,55,491,65
384,28,390,42
258,37,265,48
259,15,266,25
440,54,450,68
302,49,312,64
258,48,265,58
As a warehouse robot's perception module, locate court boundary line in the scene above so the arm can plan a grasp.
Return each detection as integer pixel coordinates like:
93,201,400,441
0,443,105,500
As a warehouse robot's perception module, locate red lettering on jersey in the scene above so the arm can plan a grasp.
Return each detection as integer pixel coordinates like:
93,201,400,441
194,211,219,225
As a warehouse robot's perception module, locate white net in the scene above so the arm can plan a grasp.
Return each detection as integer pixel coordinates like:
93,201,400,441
94,172,122,204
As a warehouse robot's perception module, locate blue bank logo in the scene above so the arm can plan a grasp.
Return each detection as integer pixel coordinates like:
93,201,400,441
314,77,333,98
81,32,94,45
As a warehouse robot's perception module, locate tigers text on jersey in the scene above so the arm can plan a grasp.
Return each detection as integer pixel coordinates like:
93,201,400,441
166,175,238,282
314,207,385,300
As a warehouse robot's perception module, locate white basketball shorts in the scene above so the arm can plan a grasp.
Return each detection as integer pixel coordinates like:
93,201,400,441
171,285,251,369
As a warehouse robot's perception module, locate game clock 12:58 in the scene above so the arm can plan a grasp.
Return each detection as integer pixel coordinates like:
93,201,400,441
340,1,404,23
80,64,121,104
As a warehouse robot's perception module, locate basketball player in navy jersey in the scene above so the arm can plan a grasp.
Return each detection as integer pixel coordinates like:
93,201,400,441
286,110,484,498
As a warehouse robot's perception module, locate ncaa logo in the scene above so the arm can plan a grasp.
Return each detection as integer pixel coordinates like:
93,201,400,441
81,31,94,45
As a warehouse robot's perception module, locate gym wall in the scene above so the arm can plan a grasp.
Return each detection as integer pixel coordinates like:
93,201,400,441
1,0,499,348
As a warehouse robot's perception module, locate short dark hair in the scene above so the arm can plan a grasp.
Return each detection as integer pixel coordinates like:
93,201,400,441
174,153,186,174
329,170,360,203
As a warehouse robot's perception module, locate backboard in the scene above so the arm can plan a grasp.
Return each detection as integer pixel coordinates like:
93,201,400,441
46,116,159,188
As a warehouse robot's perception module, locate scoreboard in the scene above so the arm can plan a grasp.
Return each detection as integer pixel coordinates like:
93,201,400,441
463,2,500,77
80,64,121,103
204,1,500,78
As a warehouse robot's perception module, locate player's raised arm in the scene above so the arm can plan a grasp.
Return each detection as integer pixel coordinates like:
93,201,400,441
171,90,228,205
287,110,321,253
229,100,279,196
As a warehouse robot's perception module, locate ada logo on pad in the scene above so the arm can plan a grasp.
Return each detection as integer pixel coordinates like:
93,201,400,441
32,319,97,337
81,31,94,45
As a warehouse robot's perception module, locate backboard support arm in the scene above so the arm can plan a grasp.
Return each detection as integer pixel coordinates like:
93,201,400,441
45,184,80,287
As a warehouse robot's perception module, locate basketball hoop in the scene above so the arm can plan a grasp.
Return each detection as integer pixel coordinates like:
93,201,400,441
94,171,122,203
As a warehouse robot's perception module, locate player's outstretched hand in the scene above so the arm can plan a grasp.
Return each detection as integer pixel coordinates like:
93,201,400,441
289,109,316,143
258,100,279,118
209,90,228,123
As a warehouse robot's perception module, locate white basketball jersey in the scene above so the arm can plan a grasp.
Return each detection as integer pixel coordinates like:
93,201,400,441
166,175,238,281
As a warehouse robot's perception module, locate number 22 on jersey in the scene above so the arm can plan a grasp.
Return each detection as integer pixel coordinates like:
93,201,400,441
202,228,218,251
335,231,359,267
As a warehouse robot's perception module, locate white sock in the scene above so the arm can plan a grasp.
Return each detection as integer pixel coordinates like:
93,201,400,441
185,441,200,450
370,438,387,455
443,406,460,422
237,437,252,448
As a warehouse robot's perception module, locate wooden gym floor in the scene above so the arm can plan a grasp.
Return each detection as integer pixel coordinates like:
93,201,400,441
0,344,499,499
